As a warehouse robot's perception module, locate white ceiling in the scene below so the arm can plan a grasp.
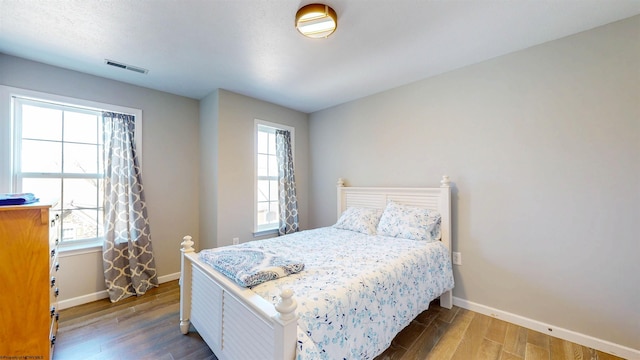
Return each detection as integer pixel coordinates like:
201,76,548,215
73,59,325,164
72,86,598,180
1,1,639,113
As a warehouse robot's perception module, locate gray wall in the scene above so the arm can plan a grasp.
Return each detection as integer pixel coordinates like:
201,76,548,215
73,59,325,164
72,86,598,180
199,89,309,248
0,54,201,302
199,90,219,250
308,16,639,350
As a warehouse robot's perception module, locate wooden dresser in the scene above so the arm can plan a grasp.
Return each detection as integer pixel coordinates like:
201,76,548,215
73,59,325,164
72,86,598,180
0,202,60,359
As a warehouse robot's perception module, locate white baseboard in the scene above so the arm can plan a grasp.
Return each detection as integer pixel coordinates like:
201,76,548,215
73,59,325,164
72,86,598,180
58,289,110,310
158,272,181,283
58,272,181,310
453,297,639,360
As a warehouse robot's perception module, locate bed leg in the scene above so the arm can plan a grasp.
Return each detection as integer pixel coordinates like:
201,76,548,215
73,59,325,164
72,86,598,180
180,320,191,335
440,290,453,309
180,235,195,335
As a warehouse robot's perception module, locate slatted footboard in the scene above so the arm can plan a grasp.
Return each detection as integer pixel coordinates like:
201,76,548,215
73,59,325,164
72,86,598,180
179,236,298,360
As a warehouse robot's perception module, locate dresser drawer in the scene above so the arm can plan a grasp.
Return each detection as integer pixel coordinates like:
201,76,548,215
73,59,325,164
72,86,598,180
49,211,60,271
50,281,60,307
49,212,60,244
50,252,59,274
49,314,58,359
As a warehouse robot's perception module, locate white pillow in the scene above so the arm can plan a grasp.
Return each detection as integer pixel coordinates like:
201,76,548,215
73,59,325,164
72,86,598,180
376,201,441,241
333,207,382,235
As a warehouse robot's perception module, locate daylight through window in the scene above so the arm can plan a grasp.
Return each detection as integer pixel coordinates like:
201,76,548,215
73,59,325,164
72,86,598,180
14,98,104,245
256,124,280,232
254,121,295,235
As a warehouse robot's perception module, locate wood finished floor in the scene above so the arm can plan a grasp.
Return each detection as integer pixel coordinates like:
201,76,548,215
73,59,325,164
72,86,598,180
54,281,625,360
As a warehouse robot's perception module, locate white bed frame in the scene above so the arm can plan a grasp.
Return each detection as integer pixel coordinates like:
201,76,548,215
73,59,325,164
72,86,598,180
179,176,453,360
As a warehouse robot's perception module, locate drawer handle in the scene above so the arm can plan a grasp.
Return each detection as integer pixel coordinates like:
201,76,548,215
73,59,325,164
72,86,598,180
50,335,56,346
55,263,60,271
51,249,56,257
55,287,59,297
51,219,55,227
51,277,56,287
50,306,56,317
56,313,59,321
55,214,60,220
55,238,59,246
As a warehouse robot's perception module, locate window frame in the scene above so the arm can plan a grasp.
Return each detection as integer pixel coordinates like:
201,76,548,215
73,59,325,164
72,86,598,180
0,86,142,252
253,119,294,237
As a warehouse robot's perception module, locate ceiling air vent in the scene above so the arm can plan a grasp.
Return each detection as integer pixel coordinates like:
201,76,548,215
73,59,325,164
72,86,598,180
105,59,149,74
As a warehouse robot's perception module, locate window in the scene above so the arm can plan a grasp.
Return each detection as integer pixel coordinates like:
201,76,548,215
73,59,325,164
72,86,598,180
254,120,294,235
14,98,103,246
2,88,142,250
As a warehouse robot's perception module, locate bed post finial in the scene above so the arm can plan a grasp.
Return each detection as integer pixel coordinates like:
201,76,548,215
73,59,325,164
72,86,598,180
181,235,195,253
275,288,297,321
440,175,451,188
337,178,345,187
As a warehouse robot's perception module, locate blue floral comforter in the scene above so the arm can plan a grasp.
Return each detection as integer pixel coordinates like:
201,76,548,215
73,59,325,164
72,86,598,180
234,227,454,360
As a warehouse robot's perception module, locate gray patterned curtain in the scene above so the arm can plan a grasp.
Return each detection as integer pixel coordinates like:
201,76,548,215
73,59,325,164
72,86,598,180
102,112,158,302
275,129,299,235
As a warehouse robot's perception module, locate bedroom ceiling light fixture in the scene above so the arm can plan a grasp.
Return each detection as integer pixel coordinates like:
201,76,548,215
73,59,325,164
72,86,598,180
295,3,337,39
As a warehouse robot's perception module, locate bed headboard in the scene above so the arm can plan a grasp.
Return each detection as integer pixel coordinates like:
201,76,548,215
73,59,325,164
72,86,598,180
336,176,452,252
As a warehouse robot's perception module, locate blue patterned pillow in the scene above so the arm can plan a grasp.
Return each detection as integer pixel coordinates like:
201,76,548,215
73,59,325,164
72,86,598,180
376,201,441,241
333,207,382,235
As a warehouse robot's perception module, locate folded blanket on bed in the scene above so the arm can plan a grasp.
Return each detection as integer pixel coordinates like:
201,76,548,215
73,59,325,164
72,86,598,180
199,248,305,287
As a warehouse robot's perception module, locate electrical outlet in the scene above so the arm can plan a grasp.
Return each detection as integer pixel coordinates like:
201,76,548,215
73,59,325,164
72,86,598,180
232,237,239,245
452,252,462,265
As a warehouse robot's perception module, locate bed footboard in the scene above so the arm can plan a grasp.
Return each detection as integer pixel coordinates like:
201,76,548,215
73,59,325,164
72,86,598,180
179,236,298,360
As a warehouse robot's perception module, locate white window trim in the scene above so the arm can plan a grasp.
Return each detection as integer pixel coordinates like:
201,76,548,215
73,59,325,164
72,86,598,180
0,86,142,251
253,119,294,236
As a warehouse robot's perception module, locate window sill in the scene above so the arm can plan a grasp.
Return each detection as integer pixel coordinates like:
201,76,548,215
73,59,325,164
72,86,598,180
59,239,103,256
253,229,278,238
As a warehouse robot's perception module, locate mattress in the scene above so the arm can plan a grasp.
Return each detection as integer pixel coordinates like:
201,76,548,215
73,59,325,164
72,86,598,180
226,227,454,359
